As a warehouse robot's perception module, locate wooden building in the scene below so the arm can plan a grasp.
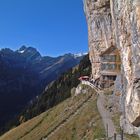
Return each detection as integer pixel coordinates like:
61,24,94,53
99,45,121,87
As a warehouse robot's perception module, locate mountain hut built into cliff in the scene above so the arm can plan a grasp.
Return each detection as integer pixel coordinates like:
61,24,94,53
99,45,121,87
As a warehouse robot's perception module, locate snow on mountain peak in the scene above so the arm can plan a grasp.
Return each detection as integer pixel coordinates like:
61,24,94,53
74,52,88,58
18,50,25,54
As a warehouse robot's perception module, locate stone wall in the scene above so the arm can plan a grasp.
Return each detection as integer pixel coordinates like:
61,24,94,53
84,0,140,136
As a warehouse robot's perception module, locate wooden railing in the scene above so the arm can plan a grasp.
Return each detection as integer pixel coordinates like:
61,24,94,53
81,80,101,93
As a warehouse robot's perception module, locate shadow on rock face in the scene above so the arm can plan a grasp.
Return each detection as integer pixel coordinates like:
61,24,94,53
134,79,140,100
132,115,140,127
131,79,140,127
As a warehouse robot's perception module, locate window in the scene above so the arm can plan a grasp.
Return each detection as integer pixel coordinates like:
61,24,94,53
103,75,116,81
101,64,117,70
116,55,121,62
102,55,116,62
109,76,116,80
112,64,116,70
118,64,121,70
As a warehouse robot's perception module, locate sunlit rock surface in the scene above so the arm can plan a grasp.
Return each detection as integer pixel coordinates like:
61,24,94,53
84,0,140,136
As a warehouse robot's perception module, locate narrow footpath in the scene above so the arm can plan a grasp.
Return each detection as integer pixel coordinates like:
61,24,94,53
43,80,125,140
97,92,116,138
82,81,125,140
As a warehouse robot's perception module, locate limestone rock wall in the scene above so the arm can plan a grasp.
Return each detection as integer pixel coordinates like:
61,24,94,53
84,0,140,136
84,0,114,79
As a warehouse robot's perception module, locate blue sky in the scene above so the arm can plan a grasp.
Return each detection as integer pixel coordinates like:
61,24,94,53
0,0,88,56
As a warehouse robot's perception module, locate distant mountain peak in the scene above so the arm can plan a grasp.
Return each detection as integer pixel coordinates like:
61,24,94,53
1,48,14,53
17,46,27,53
18,45,27,51
61,52,87,59
17,46,39,54
74,52,88,58
17,46,42,61
0,48,14,56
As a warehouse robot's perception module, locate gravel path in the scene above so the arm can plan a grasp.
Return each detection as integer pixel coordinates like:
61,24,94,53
97,92,126,140
97,92,116,138
43,81,125,140
82,81,127,140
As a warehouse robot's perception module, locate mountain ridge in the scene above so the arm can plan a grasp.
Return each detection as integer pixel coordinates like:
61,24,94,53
0,54,92,139
0,46,85,133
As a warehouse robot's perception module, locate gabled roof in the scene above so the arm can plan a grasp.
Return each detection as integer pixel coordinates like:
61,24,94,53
100,45,118,56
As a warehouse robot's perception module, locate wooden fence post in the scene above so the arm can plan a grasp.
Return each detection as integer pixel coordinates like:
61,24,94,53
121,129,124,140
106,124,108,140
114,133,116,140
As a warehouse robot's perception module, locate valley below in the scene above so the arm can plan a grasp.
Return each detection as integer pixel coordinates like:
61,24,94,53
0,46,84,135
1,0,140,139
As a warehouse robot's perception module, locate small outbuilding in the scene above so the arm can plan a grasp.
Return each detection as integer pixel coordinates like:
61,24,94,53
78,76,89,81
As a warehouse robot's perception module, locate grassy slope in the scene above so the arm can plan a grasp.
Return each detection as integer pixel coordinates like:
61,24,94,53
0,85,105,140
1,54,91,136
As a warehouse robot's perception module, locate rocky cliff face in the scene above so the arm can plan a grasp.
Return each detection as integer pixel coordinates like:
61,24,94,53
84,0,140,136
84,0,112,79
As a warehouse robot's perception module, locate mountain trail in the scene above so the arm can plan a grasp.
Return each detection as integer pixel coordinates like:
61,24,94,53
82,81,126,140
